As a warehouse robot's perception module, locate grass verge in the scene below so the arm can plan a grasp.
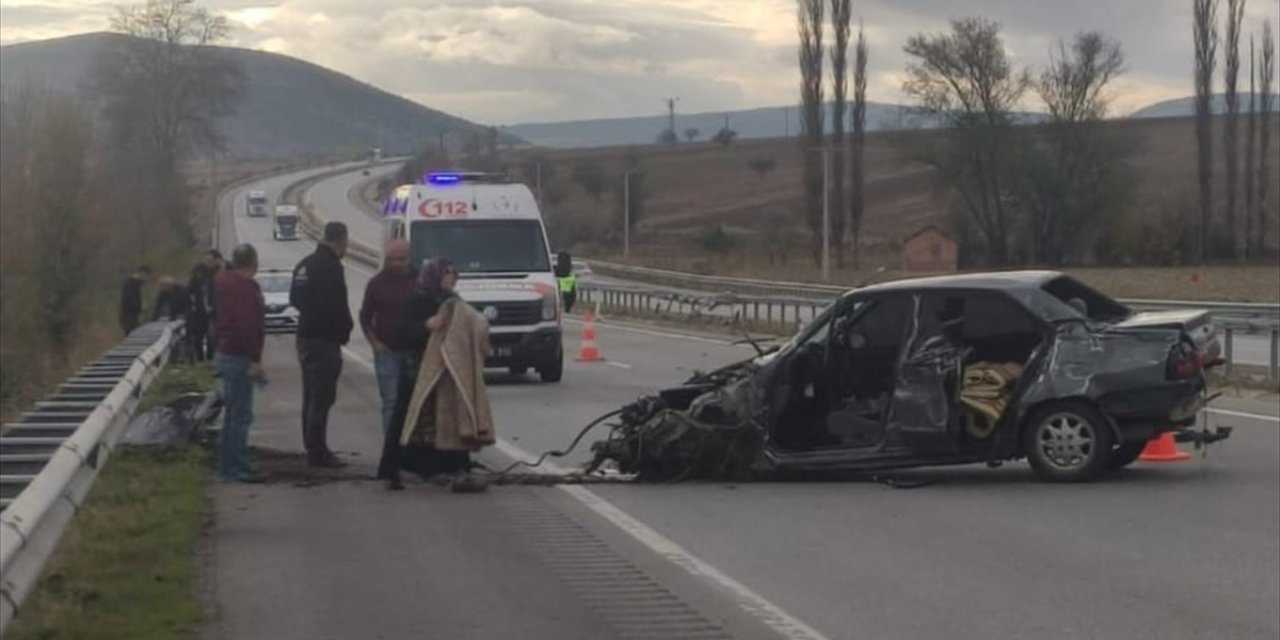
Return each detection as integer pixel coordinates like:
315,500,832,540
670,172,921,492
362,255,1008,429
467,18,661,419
5,445,211,640
136,362,217,414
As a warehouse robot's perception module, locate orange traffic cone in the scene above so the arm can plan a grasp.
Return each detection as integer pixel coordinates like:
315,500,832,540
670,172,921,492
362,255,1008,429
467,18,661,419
1138,432,1191,462
576,309,602,362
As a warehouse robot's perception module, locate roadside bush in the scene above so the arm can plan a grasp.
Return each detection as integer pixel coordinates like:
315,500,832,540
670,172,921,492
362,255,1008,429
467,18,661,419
697,224,739,255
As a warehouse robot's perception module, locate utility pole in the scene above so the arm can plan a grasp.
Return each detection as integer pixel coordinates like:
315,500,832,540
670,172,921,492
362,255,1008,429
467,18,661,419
664,97,679,141
821,145,831,282
623,172,631,258
784,106,790,137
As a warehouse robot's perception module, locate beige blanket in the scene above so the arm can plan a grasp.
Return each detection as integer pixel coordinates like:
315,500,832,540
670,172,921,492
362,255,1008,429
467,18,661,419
400,299,496,451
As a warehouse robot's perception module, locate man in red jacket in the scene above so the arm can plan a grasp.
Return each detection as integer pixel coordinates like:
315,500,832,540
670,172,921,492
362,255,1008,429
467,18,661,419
215,244,266,483
359,239,417,438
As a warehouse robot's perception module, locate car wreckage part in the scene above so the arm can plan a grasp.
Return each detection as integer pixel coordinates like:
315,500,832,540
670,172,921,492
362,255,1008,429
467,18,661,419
1023,402,1115,482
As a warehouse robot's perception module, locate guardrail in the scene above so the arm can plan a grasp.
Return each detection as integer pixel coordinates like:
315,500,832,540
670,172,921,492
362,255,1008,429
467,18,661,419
0,321,182,633
579,280,1279,380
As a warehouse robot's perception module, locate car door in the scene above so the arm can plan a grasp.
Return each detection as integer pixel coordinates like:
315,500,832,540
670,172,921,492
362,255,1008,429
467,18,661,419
884,292,965,453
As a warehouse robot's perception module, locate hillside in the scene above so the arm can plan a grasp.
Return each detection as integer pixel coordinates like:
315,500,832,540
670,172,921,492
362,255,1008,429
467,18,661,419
0,33,518,159
506,102,934,148
1129,93,1271,119
501,114,1280,270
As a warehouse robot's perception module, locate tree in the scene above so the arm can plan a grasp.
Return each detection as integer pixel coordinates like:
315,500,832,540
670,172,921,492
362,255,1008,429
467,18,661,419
572,160,607,204
1192,0,1218,263
829,0,852,267
683,127,701,142
902,18,1031,265
1245,37,1258,258
1021,32,1131,265
1259,20,1276,255
1223,0,1245,259
850,22,868,267
93,0,245,246
797,0,826,263
747,157,778,180
655,129,678,145
711,127,739,145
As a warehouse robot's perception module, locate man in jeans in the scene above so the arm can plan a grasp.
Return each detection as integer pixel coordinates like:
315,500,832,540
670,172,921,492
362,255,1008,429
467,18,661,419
290,222,353,468
214,244,266,483
359,239,417,437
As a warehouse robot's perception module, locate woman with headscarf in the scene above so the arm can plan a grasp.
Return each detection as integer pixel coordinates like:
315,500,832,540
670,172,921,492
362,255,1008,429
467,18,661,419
376,257,471,490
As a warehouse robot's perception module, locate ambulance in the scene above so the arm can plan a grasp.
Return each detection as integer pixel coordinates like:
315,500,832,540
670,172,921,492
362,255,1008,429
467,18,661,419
381,172,569,382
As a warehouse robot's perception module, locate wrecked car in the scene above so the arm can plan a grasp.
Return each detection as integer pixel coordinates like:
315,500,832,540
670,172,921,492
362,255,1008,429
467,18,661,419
591,271,1229,483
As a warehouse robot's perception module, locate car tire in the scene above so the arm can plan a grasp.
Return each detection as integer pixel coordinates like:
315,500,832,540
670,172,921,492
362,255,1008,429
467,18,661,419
1106,441,1147,470
1022,402,1115,483
538,353,564,383
509,366,528,377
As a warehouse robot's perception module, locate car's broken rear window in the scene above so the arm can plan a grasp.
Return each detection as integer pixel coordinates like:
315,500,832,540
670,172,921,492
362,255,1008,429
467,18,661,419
1040,276,1130,321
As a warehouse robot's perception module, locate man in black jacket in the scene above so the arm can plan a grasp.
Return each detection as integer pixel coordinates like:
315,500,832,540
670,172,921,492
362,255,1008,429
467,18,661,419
290,222,353,467
119,265,152,336
187,250,223,361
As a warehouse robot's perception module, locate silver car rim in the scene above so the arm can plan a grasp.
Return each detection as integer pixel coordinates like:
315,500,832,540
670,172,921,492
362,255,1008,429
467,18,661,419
1036,412,1095,471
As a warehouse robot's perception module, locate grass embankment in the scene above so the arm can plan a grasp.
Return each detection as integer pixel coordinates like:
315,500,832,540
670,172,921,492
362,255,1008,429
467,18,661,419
5,364,216,640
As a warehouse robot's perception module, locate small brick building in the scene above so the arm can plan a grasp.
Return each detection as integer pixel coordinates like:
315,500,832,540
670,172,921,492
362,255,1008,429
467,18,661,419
902,225,959,273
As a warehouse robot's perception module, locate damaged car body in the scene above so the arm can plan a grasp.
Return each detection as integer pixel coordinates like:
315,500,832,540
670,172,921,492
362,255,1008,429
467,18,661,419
591,271,1231,483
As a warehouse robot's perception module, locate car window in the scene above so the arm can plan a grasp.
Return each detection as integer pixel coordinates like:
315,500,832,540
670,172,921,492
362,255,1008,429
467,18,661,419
1040,276,1129,321
919,292,1037,339
256,274,291,294
848,296,912,347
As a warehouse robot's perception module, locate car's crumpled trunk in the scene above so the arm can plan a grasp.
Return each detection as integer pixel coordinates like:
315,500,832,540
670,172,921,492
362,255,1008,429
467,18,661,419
589,361,768,481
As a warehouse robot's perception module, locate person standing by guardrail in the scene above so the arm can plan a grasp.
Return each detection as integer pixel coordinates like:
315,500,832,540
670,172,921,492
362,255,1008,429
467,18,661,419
215,244,266,483
187,250,223,361
557,252,578,313
118,264,152,336
360,239,418,440
290,222,353,468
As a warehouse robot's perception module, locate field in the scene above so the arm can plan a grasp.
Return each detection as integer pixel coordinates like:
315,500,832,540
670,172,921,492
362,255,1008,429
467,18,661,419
502,114,1280,292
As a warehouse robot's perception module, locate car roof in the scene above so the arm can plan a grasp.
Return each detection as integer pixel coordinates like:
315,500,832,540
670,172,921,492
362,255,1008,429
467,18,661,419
850,270,1063,296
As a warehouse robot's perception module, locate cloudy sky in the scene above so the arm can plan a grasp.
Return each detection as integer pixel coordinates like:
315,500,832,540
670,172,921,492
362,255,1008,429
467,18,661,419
1,0,1276,124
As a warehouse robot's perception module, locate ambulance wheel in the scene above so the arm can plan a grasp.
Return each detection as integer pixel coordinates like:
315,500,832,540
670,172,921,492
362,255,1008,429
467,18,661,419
538,353,563,383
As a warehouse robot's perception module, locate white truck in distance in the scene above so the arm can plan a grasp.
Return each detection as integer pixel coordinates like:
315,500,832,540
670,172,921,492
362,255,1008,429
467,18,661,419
246,190,269,217
381,172,570,382
272,205,300,240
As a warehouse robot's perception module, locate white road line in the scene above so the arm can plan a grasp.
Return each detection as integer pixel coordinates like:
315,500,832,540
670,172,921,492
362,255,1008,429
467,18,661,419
606,361,633,370
1206,407,1280,423
341,351,828,640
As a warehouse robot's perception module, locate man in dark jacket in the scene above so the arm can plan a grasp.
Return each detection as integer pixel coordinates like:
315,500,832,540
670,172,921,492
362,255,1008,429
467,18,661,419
187,250,223,361
119,265,152,336
152,276,190,321
290,222,353,467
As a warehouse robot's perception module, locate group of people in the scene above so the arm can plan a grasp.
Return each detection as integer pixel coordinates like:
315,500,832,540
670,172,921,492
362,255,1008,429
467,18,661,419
200,221,489,490
117,249,227,364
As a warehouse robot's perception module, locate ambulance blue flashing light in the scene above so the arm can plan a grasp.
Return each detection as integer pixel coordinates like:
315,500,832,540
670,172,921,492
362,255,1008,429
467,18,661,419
426,172,461,185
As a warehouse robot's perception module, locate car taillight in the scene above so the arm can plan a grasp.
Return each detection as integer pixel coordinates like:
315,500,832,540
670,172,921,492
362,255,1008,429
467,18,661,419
1166,342,1204,379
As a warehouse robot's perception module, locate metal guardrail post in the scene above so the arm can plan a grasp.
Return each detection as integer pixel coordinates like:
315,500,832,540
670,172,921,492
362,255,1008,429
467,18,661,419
1271,329,1279,381
1224,329,1234,376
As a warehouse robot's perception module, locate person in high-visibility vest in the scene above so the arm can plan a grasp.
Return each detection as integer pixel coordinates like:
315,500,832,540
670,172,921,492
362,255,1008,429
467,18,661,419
558,271,578,313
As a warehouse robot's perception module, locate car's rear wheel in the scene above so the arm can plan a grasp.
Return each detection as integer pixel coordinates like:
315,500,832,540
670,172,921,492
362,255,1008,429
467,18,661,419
1023,402,1114,483
508,366,528,377
1106,441,1147,470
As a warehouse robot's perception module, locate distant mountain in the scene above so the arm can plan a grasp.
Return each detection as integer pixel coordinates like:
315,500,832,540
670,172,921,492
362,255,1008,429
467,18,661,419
507,102,938,149
1129,93,1271,119
0,32,518,159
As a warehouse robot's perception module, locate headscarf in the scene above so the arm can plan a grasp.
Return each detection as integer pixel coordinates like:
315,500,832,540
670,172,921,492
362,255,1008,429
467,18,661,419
417,257,455,294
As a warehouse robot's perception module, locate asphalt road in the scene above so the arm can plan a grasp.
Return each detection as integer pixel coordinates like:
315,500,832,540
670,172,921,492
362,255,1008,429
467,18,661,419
208,163,1280,640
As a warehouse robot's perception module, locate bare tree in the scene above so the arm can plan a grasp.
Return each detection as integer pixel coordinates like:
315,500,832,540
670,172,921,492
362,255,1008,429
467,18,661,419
1223,0,1245,259
798,0,825,263
655,129,678,145
1245,37,1257,257
683,127,701,142
1259,20,1276,254
903,18,1031,265
572,161,607,204
1193,0,1218,263
93,0,245,246
851,22,868,268
829,0,852,267
612,148,648,235
1022,32,1131,265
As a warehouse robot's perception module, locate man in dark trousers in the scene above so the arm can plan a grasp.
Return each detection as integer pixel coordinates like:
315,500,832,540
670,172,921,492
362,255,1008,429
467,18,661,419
290,222,353,468
119,265,152,336
187,250,223,361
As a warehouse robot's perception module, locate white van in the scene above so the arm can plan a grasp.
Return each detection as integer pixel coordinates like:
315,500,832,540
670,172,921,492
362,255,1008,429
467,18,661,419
246,190,269,217
381,172,569,382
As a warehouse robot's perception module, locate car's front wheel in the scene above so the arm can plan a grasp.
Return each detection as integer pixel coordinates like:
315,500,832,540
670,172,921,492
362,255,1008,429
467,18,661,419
538,351,564,383
1023,402,1115,483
